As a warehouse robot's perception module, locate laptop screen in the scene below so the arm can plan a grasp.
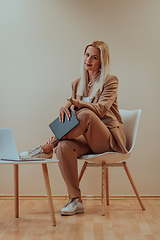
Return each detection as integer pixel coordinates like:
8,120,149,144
0,128,19,160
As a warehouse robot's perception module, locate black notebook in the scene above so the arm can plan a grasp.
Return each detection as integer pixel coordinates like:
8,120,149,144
49,108,79,140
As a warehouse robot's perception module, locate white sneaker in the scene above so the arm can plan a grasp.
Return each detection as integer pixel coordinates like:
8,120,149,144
61,198,84,216
19,145,53,159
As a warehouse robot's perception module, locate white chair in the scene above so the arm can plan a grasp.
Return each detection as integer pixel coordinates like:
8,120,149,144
78,109,145,215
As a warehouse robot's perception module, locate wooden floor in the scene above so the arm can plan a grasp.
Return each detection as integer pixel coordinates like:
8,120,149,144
0,198,160,240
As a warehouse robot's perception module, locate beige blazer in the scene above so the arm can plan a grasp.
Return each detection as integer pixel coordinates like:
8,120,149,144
71,74,128,154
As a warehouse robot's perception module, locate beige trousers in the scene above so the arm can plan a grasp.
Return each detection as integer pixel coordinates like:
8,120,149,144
54,108,112,199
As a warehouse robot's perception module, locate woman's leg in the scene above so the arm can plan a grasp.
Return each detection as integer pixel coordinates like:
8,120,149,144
55,136,91,200
42,108,112,154
63,108,112,153
55,108,112,199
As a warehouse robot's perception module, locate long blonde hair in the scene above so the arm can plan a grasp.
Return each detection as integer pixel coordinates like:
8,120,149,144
77,41,110,99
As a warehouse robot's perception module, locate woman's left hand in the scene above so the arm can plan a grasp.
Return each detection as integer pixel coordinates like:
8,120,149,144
47,136,54,144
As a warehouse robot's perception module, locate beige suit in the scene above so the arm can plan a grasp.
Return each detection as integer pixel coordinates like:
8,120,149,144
55,74,127,199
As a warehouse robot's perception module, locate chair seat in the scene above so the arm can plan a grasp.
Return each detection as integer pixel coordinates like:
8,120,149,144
79,151,131,164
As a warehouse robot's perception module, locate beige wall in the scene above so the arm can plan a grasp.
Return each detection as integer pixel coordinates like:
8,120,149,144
0,0,160,197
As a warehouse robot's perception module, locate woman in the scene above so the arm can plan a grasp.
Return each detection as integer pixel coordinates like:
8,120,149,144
20,41,128,216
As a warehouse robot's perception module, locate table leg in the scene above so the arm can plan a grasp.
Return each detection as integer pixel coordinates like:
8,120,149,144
42,163,56,226
14,164,19,218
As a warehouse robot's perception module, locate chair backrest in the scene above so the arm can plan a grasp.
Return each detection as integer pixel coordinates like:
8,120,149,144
119,109,141,153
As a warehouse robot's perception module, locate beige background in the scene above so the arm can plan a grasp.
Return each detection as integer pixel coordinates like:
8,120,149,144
0,0,159,197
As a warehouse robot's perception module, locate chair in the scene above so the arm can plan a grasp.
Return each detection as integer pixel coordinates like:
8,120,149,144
78,109,145,215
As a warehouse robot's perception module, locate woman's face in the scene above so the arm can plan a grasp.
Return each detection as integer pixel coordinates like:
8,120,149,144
84,46,101,73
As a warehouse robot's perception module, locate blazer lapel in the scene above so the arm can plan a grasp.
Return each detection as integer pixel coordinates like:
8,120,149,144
90,89,101,103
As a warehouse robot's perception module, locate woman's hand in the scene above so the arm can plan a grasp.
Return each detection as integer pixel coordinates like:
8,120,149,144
47,136,54,144
59,101,72,122
46,136,58,148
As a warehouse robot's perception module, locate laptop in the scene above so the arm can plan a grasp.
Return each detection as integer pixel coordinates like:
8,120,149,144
0,128,45,162
49,108,79,140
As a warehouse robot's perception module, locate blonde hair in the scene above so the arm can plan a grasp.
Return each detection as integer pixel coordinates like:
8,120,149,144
77,41,110,99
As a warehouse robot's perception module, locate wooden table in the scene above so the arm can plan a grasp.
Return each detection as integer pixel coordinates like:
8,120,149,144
0,159,58,226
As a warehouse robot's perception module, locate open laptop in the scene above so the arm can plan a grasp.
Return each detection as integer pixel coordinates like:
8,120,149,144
0,128,45,161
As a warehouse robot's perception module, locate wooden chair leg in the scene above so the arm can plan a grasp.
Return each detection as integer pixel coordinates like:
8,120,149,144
122,161,145,210
78,161,88,183
106,168,109,205
102,162,106,216
42,164,56,226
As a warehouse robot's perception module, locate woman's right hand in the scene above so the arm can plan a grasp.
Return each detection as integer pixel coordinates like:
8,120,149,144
59,101,72,122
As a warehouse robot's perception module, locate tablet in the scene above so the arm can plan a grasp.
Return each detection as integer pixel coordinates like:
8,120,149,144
49,108,79,140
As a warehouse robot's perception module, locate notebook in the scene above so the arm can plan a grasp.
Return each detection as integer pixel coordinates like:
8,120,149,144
0,128,45,162
49,108,79,140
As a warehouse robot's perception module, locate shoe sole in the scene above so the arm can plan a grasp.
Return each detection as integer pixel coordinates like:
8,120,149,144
19,151,53,159
61,209,84,216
